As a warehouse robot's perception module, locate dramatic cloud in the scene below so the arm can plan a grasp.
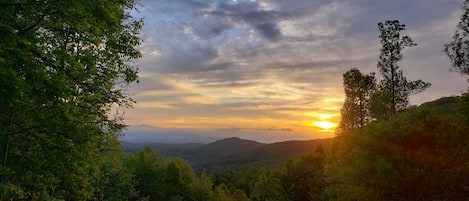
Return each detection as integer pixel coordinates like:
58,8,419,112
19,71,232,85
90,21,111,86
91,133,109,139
123,0,468,143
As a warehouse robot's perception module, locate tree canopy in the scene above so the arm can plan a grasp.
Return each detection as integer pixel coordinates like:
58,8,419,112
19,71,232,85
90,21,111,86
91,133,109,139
0,0,142,199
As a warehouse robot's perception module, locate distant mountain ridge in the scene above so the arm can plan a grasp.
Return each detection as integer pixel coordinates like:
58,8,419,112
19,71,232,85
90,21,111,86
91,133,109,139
121,96,463,171
182,137,265,160
122,141,204,155
121,137,263,157
121,137,334,171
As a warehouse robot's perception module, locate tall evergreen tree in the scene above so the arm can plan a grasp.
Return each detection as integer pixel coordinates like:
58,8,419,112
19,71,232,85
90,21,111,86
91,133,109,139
373,20,430,119
0,1,141,199
338,68,376,134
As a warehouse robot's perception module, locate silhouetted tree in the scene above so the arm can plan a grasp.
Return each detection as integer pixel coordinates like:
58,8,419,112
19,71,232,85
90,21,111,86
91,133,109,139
373,20,430,119
445,0,469,83
338,68,376,134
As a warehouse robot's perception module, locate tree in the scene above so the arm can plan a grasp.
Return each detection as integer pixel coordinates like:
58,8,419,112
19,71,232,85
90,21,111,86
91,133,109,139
232,189,250,201
325,107,469,200
279,153,327,201
338,68,376,134
94,145,137,201
445,0,469,83
0,0,141,199
162,158,197,200
190,172,214,201
125,147,163,200
212,184,235,201
374,20,430,118
251,171,285,201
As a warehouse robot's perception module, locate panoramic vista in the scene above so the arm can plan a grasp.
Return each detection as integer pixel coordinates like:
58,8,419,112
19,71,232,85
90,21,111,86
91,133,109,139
122,0,467,143
1,0,469,200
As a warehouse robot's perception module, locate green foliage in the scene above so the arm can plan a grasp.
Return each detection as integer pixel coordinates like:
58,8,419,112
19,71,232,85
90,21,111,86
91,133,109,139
280,153,327,201
162,158,197,200
190,172,214,201
124,147,252,201
232,189,250,201
212,184,235,201
126,137,334,172
123,140,335,201
250,153,327,201
338,68,376,134
0,0,142,199
326,104,469,200
251,171,285,201
445,0,469,82
125,147,163,200
94,146,137,201
212,168,258,195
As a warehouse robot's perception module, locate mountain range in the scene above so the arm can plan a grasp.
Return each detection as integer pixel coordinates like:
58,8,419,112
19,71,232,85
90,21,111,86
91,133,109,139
121,137,334,171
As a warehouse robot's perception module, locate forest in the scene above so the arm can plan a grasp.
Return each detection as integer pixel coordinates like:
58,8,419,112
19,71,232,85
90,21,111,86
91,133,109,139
1,0,469,200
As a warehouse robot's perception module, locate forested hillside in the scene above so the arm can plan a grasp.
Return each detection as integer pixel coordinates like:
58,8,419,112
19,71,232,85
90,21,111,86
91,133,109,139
326,96,469,200
122,137,333,171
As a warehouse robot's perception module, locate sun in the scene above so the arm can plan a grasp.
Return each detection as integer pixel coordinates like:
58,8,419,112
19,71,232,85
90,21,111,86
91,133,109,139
303,113,339,133
314,121,337,130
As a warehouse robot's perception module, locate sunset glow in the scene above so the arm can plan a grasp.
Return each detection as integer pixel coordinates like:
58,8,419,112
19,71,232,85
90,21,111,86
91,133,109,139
122,0,468,143
301,112,339,132
314,121,337,130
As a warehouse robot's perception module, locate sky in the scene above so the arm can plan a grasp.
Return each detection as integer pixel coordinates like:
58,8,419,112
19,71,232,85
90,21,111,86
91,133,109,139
121,0,468,143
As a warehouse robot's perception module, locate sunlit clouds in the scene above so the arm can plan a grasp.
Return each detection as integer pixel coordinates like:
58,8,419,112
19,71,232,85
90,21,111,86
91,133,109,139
127,72,344,137
123,0,468,142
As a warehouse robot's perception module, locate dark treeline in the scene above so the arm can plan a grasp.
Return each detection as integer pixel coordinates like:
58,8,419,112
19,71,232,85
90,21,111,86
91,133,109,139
2,0,469,200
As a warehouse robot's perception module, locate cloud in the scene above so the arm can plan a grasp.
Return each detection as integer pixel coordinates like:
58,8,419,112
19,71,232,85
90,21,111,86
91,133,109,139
137,0,352,76
258,127,294,132
123,0,469,142
254,23,282,41
211,1,288,41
